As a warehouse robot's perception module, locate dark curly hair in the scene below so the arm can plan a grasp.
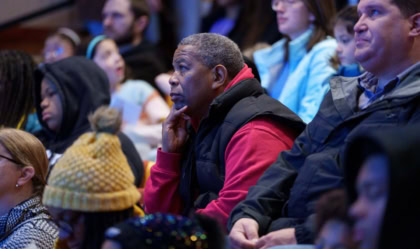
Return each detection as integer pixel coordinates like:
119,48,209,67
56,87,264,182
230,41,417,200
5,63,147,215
0,50,37,129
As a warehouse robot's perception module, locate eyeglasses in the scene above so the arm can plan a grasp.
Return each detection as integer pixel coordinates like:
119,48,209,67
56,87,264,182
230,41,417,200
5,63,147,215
0,154,22,165
272,0,300,9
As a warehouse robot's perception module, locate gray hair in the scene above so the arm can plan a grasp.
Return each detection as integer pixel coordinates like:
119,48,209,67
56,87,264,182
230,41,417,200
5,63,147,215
179,33,244,78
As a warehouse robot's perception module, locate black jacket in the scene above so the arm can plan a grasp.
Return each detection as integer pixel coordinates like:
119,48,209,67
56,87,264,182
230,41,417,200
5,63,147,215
345,125,420,249
179,78,305,215
34,57,144,186
227,63,420,243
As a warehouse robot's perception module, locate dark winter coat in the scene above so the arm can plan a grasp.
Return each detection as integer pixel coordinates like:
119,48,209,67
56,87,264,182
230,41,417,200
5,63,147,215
228,63,420,243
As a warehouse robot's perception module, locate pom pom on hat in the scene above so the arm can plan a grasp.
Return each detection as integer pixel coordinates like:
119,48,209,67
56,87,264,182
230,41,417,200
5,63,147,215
89,105,122,134
43,106,140,212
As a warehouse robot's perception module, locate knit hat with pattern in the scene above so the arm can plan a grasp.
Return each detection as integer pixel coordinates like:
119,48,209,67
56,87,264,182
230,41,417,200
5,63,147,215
42,106,140,212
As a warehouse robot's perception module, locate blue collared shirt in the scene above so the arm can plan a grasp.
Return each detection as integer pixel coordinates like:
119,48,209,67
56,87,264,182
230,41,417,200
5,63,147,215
357,73,399,109
357,61,420,109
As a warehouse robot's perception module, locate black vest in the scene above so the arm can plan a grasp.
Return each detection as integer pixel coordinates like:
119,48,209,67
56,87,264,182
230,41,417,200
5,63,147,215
179,78,305,215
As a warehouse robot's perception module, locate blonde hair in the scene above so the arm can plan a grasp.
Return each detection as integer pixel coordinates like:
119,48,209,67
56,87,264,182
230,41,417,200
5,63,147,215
0,128,48,196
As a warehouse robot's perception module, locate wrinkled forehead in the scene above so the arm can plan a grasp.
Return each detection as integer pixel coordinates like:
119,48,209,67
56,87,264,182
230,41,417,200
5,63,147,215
173,45,203,64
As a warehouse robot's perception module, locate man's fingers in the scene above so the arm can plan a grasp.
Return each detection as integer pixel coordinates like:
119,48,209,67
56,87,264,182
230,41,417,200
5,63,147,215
255,236,266,249
244,223,259,241
230,232,256,249
174,105,188,115
166,105,188,123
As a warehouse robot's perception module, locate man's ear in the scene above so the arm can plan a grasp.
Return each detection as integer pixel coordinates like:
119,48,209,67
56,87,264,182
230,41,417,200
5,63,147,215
133,15,149,34
409,13,420,37
16,166,35,187
211,65,228,90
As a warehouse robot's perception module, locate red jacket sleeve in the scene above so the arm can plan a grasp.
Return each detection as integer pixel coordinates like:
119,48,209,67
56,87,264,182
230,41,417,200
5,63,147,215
196,117,298,226
144,148,184,214
144,117,298,226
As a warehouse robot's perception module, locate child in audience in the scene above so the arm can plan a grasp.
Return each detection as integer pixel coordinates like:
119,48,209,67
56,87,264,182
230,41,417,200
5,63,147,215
254,0,337,123
102,213,226,249
34,57,144,186
43,28,81,63
331,5,363,77
345,125,420,249
87,35,170,160
43,107,142,249
0,50,41,133
0,128,58,248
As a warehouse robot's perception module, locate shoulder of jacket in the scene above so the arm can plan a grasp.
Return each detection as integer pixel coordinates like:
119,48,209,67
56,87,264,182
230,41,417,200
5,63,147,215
310,37,337,52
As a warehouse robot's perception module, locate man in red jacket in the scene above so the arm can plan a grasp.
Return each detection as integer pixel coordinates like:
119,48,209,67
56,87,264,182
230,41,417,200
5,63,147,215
144,33,305,226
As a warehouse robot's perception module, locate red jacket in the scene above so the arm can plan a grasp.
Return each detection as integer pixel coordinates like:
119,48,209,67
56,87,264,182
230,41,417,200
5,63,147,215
144,65,299,226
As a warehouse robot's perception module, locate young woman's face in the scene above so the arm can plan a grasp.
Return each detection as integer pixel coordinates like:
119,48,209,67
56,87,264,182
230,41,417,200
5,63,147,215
40,79,63,133
48,206,85,249
93,39,125,91
334,21,357,66
272,0,314,40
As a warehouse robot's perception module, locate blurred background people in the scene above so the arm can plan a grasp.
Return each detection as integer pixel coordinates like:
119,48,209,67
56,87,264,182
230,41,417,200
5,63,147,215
43,27,81,63
102,0,168,89
87,35,169,160
330,5,363,77
201,0,282,51
253,0,337,123
0,128,58,248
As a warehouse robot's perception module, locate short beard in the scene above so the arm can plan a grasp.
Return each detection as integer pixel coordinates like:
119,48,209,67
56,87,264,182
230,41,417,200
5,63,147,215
113,21,136,46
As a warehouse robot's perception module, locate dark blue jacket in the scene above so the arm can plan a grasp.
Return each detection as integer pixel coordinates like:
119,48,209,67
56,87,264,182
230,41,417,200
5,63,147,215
227,63,420,243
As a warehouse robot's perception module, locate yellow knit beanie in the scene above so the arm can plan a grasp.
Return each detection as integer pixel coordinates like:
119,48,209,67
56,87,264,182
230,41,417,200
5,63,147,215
43,106,140,212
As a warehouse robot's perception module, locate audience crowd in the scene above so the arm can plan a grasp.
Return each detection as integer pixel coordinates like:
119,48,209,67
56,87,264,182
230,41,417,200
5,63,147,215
0,0,419,248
